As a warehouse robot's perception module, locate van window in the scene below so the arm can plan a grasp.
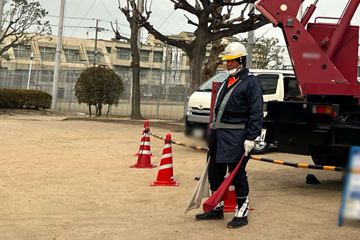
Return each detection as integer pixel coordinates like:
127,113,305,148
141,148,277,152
284,77,297,93
198,72,228,91
257,74,279,95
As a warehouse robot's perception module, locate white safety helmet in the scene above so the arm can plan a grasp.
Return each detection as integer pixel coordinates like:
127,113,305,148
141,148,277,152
222,42,248,76
222,42,248,61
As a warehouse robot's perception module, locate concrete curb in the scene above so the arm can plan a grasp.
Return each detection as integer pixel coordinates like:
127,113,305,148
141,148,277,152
0,108,185,132
63,116,185,132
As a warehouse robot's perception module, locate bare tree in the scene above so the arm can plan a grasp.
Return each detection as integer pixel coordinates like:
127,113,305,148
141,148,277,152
0,0,52,58
137,0,269,94
252,36,285,69
202,39,226,83
112,0,144,119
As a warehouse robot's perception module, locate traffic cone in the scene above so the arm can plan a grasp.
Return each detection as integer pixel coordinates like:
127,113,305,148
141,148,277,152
223,185,237,212
134,120,154,157
150,133,179,186
130,120,157,168
223,180,255,212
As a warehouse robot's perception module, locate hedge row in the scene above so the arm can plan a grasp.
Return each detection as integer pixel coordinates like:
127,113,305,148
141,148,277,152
0,89,52,109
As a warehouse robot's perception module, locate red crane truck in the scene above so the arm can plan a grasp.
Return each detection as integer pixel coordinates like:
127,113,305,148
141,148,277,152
255,0,360,167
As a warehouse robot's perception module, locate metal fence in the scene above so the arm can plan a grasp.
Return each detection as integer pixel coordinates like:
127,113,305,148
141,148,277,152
0,69,192,120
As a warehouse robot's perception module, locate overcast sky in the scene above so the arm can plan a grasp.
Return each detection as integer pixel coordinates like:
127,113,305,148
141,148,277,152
7,0,360,64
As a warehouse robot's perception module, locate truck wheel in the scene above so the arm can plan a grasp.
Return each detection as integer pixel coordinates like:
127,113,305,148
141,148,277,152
311,155,324,166
251,141,270,154
311,153,348,167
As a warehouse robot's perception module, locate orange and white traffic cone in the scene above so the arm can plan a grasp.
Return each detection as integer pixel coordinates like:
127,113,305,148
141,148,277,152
130,120,157,168
223,178,255,212
224,185,237,212
150,133,179,186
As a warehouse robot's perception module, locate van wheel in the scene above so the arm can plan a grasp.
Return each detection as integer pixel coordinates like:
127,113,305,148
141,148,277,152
251,141,270,154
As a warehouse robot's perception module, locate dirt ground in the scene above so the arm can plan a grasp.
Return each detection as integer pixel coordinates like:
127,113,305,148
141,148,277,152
0,113,359,240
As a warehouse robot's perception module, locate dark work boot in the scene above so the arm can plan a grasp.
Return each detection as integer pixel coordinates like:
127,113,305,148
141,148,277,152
227,196,249,229
195,209,224,220
195,201,224,221
227,216,248,228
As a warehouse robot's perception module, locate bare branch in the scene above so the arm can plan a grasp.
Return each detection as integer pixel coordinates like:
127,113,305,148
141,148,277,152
110,20,130,41
171,0,201,16
138,16,190,53
200,0,211,9
184,14,199,27
223,3,248,24
195,0,202,10
209,14,269,41
217,0,255,7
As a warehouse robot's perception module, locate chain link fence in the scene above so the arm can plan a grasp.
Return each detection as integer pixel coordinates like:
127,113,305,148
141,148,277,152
0,69,191,120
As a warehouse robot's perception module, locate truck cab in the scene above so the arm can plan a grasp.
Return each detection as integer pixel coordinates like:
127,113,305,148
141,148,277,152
185,69,297,154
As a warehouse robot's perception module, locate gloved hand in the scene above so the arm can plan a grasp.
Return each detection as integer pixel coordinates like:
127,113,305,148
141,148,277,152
244,140,255,156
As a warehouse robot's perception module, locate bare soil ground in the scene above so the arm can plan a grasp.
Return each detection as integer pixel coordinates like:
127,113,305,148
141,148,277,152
0,113,359,240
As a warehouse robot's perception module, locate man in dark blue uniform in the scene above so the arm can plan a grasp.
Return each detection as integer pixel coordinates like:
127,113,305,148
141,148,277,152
195,42,263,229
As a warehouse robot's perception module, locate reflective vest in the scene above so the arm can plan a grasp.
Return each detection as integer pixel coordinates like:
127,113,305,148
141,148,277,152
210,79,245,130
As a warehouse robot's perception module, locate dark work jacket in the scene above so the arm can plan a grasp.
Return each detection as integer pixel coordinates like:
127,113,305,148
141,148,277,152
209,68,263,163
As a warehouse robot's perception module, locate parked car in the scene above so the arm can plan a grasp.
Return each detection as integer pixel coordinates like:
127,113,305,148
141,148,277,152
185,69,297,154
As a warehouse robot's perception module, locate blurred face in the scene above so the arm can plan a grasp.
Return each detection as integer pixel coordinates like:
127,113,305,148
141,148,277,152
226,59,240,71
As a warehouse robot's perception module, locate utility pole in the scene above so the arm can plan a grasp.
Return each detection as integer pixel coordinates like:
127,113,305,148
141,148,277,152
0,0,4,30
93,19,99,66
51,0,65,110
137,0,144,49
246,3,255,69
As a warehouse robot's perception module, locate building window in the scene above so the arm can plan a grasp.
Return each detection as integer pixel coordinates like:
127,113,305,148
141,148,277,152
116,47,130,60
66,71,81,83
41,70,54,82
140,68,150,79
22,70,36,84
58,87,65,99
114,65,131,71
39,47,56,61
106,47,112,54
153,51,163,63
64,49,80,62
87,51,103,64
87,51,95,62
140,50,150,62
13,45,31,59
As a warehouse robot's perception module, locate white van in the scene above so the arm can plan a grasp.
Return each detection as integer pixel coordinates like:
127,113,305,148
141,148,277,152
185,69,297,154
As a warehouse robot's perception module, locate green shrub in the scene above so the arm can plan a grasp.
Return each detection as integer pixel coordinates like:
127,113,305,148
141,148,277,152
75,66,124,117
0,88,52,109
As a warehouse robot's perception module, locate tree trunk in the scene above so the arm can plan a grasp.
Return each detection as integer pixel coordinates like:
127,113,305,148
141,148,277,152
89,105,91,117
202,39,226,83
129,19,143,120
97,103,102,116
107,105,110,116
188,42,207,95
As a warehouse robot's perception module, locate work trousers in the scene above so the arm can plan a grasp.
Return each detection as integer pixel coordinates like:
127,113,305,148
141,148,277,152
208,140,249,198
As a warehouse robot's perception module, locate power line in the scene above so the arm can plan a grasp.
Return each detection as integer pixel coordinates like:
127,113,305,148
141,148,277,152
62,0,98,49
65,0,85,26
157,10,175,30
99,0,116,22
48,15,95,21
